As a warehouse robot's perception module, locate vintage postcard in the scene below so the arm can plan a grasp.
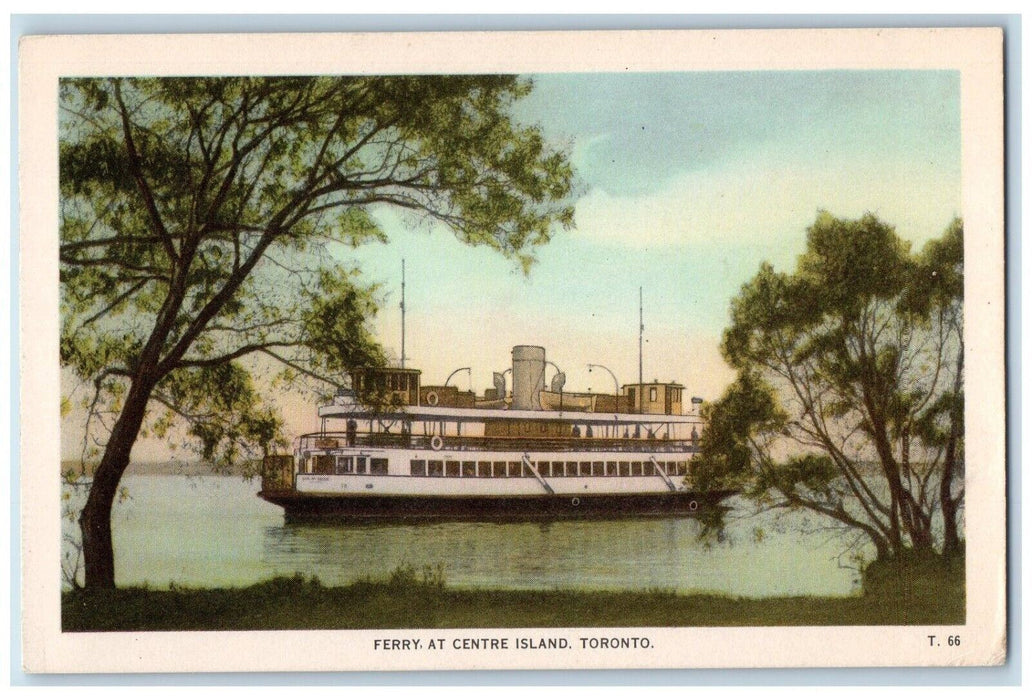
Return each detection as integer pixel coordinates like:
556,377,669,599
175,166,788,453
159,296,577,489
19,28,1006,673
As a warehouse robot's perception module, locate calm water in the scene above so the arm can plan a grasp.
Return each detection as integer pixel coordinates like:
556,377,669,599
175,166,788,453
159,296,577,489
62,475,865,597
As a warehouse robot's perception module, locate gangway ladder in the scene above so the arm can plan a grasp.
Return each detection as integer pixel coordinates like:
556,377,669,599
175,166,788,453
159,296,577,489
522,454,555,494
649,456,678,492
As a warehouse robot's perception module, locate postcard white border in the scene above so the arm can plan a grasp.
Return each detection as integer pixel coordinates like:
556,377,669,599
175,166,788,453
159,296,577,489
19,28,1006,673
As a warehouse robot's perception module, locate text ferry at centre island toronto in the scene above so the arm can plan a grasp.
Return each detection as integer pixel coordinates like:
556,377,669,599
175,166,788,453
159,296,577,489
260,344,735,521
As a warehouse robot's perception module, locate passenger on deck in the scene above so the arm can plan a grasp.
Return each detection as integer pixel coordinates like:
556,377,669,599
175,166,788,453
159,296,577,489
572,425,581,438
346,418,357,447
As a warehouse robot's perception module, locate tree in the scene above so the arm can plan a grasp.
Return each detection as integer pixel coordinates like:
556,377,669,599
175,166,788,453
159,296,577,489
694,213,963,561
60,76,575,589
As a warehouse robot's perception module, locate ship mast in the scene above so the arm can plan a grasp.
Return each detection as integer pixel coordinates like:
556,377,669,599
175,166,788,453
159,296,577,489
638,286,643,413
400,259,406,369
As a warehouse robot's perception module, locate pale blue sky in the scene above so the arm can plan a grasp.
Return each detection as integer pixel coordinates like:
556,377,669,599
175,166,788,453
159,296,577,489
66,70,962,457
344,70,961,408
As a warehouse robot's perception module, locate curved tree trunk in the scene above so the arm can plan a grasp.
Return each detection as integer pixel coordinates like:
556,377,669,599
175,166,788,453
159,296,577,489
79,376,156,590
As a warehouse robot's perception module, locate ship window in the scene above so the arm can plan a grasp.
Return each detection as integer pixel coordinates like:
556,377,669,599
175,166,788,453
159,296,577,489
355,457,367,474
313,455,334,475
410,460,426,476
619,461,630,477
508,461,521,478
477,461,491,477
592,461,604,476
428,460,444,477
665,461,676,475
565,462,577,476
549,461,561,477
603,461,614,476
335,456,353,475
631,461,643,476
462,461,476,477
677,461,688,476
577,461,589,476
644,462,655,476
370,458,388,475
650,387,657,402
493,461,506,478
446,461,460,477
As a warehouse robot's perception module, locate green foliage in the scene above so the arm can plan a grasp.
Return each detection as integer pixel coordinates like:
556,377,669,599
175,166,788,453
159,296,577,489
60,74,574,469
60,75,575,588
700,212,964,560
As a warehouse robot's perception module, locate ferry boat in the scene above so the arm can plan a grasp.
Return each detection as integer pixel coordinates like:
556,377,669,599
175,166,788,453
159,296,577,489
259,345,734,520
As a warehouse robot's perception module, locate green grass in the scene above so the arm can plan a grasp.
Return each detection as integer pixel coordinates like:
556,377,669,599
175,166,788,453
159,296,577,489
62,555,964,631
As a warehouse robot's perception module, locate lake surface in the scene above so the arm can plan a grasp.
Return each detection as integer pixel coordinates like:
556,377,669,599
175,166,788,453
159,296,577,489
62,475,866,597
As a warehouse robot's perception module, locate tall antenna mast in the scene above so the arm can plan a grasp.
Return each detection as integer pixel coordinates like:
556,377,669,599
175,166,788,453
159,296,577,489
638,286,644,412
400,259,406,369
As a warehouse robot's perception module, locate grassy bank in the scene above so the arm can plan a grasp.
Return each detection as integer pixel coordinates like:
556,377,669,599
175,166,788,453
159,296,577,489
62,556,964,631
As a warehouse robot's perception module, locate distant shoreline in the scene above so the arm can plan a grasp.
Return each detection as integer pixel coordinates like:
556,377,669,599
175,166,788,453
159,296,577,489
61,460,253,478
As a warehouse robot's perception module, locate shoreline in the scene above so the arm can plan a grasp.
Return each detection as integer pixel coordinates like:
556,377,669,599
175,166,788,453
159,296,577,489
63,555,964,631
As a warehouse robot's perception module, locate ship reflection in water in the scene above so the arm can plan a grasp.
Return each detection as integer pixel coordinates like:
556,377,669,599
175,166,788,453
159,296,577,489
65,475,864,597
259,503,859,597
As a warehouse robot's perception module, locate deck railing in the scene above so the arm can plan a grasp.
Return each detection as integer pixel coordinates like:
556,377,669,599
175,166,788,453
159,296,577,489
298,431,699,454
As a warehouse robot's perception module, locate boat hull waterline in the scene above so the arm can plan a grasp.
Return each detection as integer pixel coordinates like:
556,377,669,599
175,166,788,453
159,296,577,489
258,488,735,521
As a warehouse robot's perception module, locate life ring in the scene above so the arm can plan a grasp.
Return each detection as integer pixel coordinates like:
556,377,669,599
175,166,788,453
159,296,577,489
571,497,581,507
689,500,698,511
430,435,444,451
426,391,439,406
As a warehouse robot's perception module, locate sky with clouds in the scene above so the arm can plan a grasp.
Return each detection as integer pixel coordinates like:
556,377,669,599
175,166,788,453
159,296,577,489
63,69,962,459
342,70,961,413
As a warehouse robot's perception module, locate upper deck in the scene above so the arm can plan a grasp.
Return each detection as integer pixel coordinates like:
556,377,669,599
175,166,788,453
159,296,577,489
317,402,701,426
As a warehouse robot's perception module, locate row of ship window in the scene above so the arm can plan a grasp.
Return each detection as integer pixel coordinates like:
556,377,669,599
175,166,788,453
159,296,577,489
409,459,690,478
307,455,389,476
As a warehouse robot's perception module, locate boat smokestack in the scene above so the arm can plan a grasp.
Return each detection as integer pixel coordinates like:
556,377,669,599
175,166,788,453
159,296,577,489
511,345,546,410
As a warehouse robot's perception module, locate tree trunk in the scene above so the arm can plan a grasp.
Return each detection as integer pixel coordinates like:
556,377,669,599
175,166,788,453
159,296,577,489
79,375,156,590
940,355,964,559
